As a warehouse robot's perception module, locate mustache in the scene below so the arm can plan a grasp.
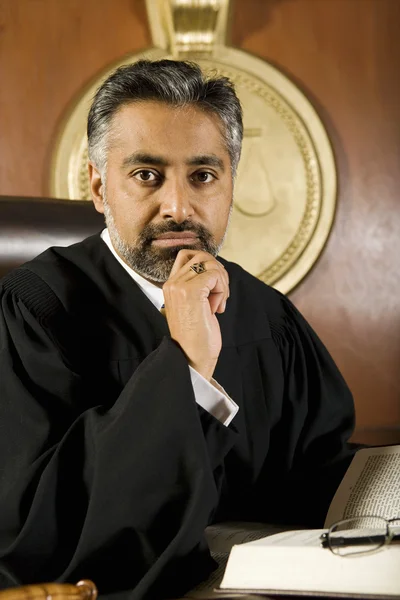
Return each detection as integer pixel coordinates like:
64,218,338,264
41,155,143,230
139,221,212,245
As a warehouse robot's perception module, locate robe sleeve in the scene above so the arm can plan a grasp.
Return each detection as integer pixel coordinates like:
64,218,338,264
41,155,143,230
233,293,358,527
0,273,237,598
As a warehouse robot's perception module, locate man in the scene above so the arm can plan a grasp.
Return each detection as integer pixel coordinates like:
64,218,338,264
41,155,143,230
0,60,356,599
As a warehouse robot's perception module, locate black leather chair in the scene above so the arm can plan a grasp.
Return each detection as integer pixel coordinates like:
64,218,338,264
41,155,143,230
0,195,104,278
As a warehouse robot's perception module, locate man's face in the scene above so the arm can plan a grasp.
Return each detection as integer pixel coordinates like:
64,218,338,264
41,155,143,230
89,101,234,284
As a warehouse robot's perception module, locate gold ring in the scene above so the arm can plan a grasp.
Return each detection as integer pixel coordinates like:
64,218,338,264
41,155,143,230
190,262,206,275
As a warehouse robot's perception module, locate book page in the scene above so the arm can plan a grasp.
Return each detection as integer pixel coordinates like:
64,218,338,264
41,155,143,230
220,542,400,596
325,444,400,526
243,528,326,548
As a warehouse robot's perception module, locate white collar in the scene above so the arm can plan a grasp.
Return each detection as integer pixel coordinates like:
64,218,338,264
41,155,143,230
100,228,165,311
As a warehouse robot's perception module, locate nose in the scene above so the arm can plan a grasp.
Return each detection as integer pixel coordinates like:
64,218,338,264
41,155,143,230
158,179,195,223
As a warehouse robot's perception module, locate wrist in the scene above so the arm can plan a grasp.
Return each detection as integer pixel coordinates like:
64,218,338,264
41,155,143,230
188,359,217,382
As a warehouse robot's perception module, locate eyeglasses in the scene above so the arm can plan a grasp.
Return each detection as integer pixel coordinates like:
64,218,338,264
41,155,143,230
320,515,400,556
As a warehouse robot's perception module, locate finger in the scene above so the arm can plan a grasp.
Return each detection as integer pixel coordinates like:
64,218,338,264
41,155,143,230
166,252,229,313
168,249,210,278
169,249,226,281
196,268,229,313
190,263,228,296
175,256,229,294
202,263,229,302
209,291,225,314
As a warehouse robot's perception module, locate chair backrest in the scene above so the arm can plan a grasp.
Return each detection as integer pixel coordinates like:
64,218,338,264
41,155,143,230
0,580,97,600
0,196,104,279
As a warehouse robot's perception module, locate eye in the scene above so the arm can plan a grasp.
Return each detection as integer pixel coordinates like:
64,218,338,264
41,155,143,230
132,170,160,184
191,171,216,184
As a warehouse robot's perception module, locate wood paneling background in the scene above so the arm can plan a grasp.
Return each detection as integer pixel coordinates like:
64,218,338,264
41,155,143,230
0,0,399,443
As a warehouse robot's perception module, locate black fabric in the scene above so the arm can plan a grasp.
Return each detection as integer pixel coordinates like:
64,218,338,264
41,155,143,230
0,234,357,599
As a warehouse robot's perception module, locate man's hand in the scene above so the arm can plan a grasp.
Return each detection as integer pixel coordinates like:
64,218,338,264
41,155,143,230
163,250,229,381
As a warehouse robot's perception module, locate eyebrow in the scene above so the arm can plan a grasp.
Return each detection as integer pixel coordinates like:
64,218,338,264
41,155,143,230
121,152,225,171
187,155,225,171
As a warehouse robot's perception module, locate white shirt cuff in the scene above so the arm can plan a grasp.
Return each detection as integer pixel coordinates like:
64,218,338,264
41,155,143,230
188,366,239,427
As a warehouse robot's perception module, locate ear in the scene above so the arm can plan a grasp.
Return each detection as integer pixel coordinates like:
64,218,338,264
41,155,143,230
88,162,105,214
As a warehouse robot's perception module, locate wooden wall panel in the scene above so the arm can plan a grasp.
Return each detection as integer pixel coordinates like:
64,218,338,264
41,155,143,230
0,0,399,442
0,0,150,195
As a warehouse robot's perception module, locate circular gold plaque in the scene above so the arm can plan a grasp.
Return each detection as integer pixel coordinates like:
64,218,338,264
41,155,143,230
50,45,336,294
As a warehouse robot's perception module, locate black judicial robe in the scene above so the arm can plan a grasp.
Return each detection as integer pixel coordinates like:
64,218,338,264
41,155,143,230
0,234,356,599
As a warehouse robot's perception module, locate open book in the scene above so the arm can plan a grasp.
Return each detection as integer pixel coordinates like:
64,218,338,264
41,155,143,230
185,444,400,599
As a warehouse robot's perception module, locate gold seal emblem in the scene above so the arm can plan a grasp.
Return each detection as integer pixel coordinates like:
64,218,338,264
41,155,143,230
50,0,336,294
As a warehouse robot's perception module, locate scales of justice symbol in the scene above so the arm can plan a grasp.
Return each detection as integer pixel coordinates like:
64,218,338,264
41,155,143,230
50,0,336,294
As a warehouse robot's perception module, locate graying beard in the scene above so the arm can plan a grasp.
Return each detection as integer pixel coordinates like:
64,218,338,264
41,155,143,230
103,203,222,283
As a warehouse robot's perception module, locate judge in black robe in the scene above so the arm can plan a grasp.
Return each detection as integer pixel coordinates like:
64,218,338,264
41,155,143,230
0,232,356,599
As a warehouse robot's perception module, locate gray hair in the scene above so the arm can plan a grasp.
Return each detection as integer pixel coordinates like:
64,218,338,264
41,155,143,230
87,59,243,176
